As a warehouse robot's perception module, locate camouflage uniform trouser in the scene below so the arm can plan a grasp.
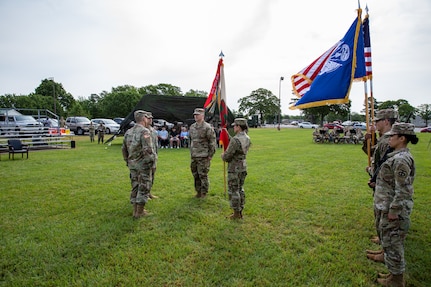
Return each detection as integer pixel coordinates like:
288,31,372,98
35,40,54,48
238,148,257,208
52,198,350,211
190,157,211,195
228,171,247,211
378,211,410,275
374,207,381,240
129,165,153,205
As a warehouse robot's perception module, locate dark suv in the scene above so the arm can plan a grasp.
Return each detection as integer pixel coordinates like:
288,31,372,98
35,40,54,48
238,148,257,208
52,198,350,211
65,116,92,135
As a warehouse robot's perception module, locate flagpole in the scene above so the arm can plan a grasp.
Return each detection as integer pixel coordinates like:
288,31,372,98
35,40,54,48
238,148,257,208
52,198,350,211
277,77,284,131
364,5,374,167
364,80,371,167
217,51,228,198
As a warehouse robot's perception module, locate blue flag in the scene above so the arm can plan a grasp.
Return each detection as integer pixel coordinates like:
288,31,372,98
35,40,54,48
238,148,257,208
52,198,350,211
290,10,365,110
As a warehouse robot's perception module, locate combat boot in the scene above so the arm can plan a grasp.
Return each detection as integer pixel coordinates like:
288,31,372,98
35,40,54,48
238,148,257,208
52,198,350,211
195,192,202,198
370,235,381,244
366,249,384,255
133,203,137,217
227,210,242,220
378,273,391,279
367,252,384,263
134,204,147,219
377,273,405,287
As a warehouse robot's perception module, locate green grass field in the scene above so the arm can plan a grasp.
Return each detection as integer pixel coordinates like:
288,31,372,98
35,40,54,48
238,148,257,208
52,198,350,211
1,128,430,286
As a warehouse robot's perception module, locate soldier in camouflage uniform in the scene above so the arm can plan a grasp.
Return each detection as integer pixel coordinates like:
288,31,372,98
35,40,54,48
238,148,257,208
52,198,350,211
371,123,418,287
364,109,398,256
122,110,155,218
221,118,250,219
189,108,216,198
146,112,159,199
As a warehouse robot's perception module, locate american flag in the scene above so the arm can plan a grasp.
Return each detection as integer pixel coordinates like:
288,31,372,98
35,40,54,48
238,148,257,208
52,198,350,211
363,14,372,78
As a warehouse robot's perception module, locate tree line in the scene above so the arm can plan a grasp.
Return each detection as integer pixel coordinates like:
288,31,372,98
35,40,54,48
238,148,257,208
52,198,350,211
1,78,430,126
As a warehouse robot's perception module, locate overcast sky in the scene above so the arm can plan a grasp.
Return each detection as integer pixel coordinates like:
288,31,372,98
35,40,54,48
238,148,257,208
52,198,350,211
1,0,430,116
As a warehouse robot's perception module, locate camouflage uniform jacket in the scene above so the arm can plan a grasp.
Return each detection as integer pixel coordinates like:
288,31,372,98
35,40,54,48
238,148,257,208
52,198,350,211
222,131,250,173
122,124,155,169
374,148,415,216
189,121,216,158
149,126,158,155
369,134,391,176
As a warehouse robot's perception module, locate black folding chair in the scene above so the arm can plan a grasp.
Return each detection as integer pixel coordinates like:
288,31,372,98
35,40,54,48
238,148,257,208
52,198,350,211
8,139,29,160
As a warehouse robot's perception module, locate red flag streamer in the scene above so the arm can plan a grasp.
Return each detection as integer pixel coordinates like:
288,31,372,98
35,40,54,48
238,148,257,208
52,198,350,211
205,55,230,195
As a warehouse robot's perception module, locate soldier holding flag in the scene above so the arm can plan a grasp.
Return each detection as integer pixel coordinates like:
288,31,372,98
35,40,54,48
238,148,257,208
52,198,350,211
221,118,250,219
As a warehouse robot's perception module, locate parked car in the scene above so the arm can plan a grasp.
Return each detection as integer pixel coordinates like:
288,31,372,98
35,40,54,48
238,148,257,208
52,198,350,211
153,119,174,129
342,120,354,126
112,117,124,125
0,114,43,135
420,126,431,133
65,116,92,135
36,117,59,128
323,123,344,131
352,122,367,130
91,118,120,134
298,122,318,129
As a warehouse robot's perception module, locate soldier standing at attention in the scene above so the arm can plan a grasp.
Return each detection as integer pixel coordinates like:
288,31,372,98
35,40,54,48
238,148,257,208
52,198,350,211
97,122,106,144
145,111,159,200
364,109,398,258
89,122,95,142
189,108,216,198
221,118,250,219
122,110,155,218
372,123,418,287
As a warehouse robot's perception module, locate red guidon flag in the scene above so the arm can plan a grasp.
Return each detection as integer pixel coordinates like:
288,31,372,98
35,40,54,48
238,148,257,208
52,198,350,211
204,56,230,150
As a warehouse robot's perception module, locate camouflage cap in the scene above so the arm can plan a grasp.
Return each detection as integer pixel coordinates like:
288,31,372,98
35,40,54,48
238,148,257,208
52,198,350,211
134,110,146,118
232,118,248,127
385,123,416,136
193,108,205,115
374,109,398,121
143,111,153,118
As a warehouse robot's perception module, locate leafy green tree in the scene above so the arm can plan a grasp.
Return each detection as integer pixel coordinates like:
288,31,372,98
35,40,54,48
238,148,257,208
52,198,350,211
34,79,75,117
238,88,279,125
98,86,142,118
350,112,366,122
416,104,431,126
378,99,415,122
67,102,89,118
138,83,183,96
0,93,54,114
302,102,351,125
0,94,20,108
184,89,207,97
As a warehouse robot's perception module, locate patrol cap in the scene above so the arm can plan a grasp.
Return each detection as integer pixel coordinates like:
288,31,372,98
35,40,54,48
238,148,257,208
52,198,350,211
143,111,153,118
374,109,398,121
193,108,205,115
232,118,248,127
385,123,416,136
134,110,146,118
